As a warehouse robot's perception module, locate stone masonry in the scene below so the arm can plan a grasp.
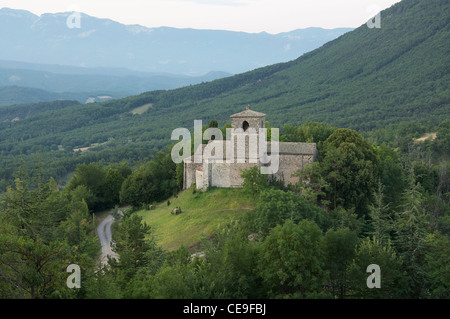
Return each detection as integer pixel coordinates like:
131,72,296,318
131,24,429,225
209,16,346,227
183,109,318,190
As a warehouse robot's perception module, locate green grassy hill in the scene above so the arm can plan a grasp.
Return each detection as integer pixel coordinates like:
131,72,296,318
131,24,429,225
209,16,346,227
136,187,253,251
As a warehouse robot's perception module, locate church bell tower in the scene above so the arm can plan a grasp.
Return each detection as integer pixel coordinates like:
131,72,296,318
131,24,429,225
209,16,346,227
229,107,266,163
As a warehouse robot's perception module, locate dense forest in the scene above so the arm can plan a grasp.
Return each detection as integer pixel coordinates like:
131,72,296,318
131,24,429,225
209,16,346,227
0,0,448,192
0,119,448,298
0,0,449,299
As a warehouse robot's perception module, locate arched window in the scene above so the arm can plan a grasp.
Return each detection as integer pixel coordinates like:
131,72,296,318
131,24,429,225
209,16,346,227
242,121,249,132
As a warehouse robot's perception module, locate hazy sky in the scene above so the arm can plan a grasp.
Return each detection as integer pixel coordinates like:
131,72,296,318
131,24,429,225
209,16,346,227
1,0,402,33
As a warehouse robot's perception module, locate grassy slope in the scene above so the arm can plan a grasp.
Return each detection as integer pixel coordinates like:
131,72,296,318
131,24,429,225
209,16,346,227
136,187,254,251
130,103,153,115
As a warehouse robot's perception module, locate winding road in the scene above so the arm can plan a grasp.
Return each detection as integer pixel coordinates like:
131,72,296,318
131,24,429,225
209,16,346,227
97,213,119,266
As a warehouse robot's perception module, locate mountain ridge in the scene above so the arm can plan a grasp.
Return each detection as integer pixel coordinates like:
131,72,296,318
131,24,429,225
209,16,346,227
0,61,232,104
0,85,125,107
0,7,352,75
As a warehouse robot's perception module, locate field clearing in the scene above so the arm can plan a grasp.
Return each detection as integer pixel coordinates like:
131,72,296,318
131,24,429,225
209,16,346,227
414,132,437,143
131,103,153,114
136,187,254,252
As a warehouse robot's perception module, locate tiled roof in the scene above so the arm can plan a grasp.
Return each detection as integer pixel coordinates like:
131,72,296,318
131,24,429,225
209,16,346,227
276,142,317,155
230,109,266,118
185,140,317,160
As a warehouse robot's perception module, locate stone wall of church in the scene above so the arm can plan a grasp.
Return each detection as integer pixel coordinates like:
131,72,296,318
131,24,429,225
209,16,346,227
210,162,232,188
184,161,202,189
271,154,316,186
229,162,259,188
185,153,317,190
195,170,204,189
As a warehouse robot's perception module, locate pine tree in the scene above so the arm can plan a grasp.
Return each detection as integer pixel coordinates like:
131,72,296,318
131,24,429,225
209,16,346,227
346,237,408,299
368,182,393,247
394,171,430,298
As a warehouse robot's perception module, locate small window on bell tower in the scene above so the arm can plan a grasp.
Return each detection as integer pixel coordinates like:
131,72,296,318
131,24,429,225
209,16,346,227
242,121,249,132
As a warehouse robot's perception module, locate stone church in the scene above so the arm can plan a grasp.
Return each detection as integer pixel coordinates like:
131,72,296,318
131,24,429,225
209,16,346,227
183,108,318,190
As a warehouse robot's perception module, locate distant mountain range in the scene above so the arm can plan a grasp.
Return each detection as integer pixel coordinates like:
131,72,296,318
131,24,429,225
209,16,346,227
0,7,352,106
0,85,126,107
0,59,231,105
0,8,352,76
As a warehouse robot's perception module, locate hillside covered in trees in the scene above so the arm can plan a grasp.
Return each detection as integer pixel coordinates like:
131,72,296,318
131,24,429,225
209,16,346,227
0,119,448,299
0,0,449,300
0,0,448,191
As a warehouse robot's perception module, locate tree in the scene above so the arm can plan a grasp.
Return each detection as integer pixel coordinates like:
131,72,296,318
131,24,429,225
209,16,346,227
120,151,178,206
119,166,152,206
255,189,331,235
110,214,164,291
148,151,178,200
346,237,408,299
283,122,336,145
259,220,328,298
293,161,330,205
321,128,378,216
200,220,264,298
368,182,393,247
208,119,218,128
58,199,99,259
241,166,268,206
373,143,407,210
150,263,198,299
329,207,364,234
432,119,450,158
0,159,106,299
83,268,122,299
394,174,430,298
66,162,107,211
424,232,450,298
103,168,125,206
0,174,92,299
323,227,359,298
69,185,96,211
0,235,75,299
175,162,184,191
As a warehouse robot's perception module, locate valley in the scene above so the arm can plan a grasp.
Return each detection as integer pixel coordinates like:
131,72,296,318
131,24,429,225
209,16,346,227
0,0,448,302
